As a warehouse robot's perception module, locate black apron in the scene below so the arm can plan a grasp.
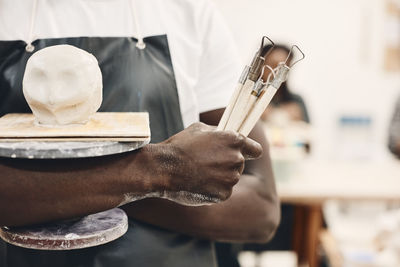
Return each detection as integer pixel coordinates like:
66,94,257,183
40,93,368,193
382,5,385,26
0,36,216,267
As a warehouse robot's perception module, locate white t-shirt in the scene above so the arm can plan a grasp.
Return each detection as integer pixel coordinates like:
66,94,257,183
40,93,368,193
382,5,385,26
0,0,241,127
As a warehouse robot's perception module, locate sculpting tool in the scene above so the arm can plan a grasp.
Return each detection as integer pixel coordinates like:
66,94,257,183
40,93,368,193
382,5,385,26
239,45,305,136
218,36,274,131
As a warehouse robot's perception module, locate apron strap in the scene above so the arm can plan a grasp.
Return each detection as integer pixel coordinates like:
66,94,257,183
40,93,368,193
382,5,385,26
25,0,38,52
130,0,146,50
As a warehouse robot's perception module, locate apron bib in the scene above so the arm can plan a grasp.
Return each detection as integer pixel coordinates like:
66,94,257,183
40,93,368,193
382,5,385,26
0,36,216,267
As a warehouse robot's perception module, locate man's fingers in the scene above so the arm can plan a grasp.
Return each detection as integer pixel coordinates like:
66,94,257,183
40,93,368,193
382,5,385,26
190,122,215,132
222,131,263,160
240,136,263,160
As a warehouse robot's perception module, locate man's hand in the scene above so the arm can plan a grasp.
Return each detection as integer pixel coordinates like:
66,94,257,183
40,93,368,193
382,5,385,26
123,119,279,243
153,122,262,203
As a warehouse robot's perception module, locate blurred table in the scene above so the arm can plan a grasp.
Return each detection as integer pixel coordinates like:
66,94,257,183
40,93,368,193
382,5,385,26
274,159,400,267
277,159,400,204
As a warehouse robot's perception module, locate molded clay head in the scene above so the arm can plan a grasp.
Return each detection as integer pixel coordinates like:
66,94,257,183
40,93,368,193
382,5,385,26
23,45,103,125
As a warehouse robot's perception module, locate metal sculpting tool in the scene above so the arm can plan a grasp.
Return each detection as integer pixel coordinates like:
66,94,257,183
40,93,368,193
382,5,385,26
218,36,274,131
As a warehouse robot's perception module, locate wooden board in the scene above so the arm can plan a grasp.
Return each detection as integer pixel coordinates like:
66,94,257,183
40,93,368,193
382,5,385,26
0,113,150,142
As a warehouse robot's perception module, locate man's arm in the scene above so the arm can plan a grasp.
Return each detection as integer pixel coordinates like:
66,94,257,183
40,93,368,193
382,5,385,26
123,109,280,243
0,124,261,227
0,149,162,227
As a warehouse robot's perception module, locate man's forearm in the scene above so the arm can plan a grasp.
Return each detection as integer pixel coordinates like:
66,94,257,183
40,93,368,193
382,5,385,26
123,174,279,243
0,146,165,227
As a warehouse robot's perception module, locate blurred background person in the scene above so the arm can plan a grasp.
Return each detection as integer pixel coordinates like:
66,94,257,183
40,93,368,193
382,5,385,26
389,95,400,157
260,44,310,124
246,43,311,252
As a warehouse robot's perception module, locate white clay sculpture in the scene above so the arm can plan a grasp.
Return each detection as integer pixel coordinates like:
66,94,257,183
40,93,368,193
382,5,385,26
23,45,103,125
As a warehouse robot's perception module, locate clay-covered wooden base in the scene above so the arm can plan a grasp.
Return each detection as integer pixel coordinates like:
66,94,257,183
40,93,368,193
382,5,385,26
0,113,150,140
0,208,128,250
0,112,151,159
0,140,149,159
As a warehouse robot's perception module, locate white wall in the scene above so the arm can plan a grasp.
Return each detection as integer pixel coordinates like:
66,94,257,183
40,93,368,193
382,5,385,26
213,0,400,159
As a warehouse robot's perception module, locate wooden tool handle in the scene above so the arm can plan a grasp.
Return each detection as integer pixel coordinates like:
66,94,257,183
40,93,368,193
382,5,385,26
224,80,255,131
218,83,244,131
239,85,278,136
237,94,258,132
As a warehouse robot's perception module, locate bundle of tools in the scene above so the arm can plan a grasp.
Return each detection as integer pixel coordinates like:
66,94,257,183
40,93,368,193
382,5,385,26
217,36,305,136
